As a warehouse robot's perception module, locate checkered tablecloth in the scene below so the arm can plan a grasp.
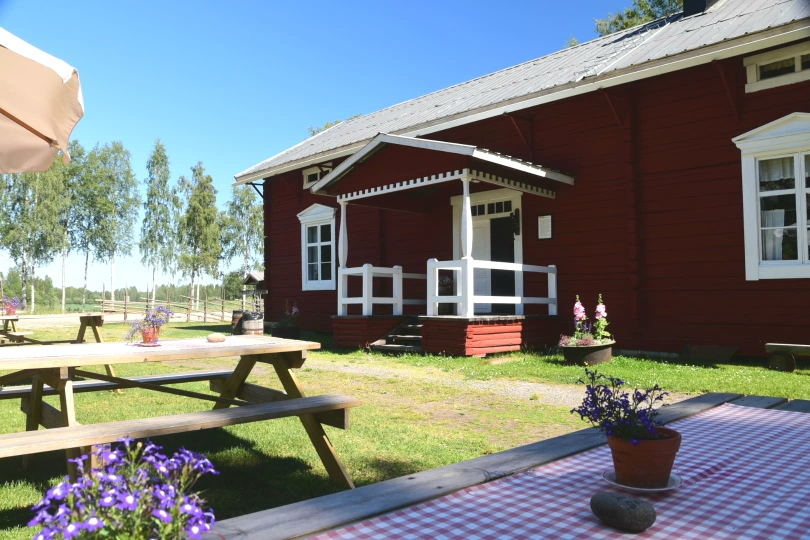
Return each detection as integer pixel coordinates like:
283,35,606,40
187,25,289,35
311,404,810,539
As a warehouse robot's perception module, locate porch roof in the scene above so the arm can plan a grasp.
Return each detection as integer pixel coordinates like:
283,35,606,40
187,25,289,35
311,134,574,201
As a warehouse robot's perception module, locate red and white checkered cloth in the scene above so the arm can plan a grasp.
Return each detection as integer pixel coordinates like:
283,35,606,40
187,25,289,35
312,404,810,539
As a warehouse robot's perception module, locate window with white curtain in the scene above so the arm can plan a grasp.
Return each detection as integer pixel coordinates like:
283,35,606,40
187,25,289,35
733,113,810,280
296,204,337,290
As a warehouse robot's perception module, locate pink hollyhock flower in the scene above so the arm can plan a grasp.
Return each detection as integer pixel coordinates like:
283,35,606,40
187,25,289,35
573,301,586,321
595,304,607,319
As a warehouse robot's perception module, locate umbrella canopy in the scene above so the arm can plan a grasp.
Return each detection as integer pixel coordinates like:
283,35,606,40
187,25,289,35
0,26,84,173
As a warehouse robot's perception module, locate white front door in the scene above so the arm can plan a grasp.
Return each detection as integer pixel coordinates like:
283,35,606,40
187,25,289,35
472,221,491,314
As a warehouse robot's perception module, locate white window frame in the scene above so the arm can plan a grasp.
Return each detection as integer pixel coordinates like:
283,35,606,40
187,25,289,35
744,42,810,93
733,113,810,280
302,164,332,189
296,203,337,290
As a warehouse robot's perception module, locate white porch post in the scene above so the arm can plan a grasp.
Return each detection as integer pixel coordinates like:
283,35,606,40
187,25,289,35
459,177,475,317
337,201,348,316
548,264,557,316
392,265,403,316
362,264,373,316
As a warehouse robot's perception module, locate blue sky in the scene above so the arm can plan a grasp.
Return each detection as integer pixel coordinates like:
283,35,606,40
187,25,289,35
0,0,623,290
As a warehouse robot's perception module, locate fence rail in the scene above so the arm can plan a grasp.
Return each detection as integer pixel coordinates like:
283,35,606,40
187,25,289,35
338,264,427,316
95,293,257,323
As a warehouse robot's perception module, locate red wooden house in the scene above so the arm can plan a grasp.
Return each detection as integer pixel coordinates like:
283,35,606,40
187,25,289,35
235,0,810,357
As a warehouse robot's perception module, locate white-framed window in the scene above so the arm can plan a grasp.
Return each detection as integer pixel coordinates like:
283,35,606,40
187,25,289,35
733,113,810,280
744,42,810,93
303,164,332,189
296,203,337,290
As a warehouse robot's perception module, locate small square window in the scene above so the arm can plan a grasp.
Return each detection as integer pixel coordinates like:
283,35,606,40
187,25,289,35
760,58,795,80
487,203,495,214
307,226,318,243
320,224,331,242
471,206,478,217
504,201,512,212
495,201,504,213
802,54,810,71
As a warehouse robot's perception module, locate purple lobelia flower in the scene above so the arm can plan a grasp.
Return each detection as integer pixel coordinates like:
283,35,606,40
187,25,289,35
29,438,217,539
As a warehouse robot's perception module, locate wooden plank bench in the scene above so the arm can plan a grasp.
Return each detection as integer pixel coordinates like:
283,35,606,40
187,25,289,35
0,394,361,460
0,370,235,400
764,343,809,372
0,331,33,344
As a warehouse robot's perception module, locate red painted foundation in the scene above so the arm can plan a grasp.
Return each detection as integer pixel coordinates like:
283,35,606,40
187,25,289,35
420,316,562,357
332,316,407,349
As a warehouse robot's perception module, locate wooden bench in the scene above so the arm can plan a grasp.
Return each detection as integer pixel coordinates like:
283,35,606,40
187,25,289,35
0,331,33,344
0,394,361,460
0,370,235,400
764,343,807,372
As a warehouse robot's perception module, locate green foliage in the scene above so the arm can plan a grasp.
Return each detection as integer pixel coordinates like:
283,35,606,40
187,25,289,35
140,139,181,295
565,35,579,47
0,157,67,309
178,162,221,282
223,270,244,300
307,113,361,137
595,0,682,36
221,185,263,276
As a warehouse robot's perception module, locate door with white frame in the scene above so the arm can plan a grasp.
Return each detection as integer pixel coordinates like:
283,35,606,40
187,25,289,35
452,188,523,315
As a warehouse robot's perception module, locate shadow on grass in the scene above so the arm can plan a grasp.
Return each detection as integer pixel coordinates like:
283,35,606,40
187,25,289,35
0,427,357,529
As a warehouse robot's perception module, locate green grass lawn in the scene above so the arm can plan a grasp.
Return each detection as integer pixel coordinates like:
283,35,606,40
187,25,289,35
1,322,808,539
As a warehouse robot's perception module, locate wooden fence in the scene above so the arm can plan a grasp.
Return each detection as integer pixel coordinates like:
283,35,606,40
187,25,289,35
95,292,263,323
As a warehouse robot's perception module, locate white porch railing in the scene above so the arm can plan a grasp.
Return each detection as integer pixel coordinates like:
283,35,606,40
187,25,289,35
338,264,427,316
426,258,557,317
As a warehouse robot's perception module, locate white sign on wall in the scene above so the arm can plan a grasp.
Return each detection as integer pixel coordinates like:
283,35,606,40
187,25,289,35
538,215,553,239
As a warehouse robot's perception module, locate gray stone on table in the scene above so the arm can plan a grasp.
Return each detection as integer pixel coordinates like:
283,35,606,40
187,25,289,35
590,491,656,533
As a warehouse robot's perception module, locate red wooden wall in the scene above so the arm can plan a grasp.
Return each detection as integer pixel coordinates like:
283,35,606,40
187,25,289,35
264,39,810,354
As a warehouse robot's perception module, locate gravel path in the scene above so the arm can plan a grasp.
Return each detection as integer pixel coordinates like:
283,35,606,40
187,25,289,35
303,356,692,409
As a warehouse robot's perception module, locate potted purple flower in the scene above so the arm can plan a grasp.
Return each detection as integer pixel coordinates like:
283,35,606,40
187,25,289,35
29,438,217,539
125,306,173,345
571,369,681,489
3,295,21,315
558,294,614,365
271,300,300,340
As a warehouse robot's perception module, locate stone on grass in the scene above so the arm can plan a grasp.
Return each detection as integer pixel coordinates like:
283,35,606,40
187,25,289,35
207,333,226,343
590,491,656,533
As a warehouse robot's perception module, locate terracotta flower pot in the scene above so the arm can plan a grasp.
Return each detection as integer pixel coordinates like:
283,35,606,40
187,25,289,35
607,426,681,488
3,306,16,315
141,327,161,344
562,341,614,365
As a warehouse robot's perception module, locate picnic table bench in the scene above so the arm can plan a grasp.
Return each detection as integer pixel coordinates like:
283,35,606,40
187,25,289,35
206,393,810,540
0,336,361,487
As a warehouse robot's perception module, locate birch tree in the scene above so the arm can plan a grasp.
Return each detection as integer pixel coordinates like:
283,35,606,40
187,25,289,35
221,184,263,278
0,167,64,312
139,140,178,307
178,162,221,308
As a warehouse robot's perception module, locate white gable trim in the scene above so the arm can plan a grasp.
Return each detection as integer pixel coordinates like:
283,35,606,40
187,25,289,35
311,133,574,194
297,203,337,224
733,113,810,154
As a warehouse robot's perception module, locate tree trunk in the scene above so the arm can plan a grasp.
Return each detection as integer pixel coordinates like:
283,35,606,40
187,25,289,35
30,266,35,313
190,271,196,313
21,248,28,311
61,243,67,313
111,252,116,304
196,276,200,310
151,262,157,308
82,250,89,311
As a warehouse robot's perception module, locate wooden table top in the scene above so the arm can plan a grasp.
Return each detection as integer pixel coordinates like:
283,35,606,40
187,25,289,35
0,315,19,321
0,335,321,371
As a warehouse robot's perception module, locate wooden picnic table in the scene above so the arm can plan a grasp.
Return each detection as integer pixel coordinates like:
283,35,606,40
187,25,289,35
0,313,105,346
0,335,360,488
207,393,810,540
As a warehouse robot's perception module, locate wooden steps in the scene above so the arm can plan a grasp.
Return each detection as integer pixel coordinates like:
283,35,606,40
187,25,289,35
0,370,234,400
0,394,361,459
369,318,423,354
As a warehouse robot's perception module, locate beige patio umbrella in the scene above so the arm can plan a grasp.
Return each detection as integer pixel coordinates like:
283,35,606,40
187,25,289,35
0,26,84,173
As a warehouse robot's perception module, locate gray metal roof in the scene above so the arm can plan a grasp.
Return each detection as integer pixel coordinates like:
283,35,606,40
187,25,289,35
236,0,810,182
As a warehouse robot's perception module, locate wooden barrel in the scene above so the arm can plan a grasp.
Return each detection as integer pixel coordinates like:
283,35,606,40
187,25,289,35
231,310,244,335
242,318,264,336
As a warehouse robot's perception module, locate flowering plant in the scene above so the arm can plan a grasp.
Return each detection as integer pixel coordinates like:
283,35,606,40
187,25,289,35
3,295,21,309
558,294,612,347
29,438,217,539
570,368,668,444
125,306,173,342
272,300,300,329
